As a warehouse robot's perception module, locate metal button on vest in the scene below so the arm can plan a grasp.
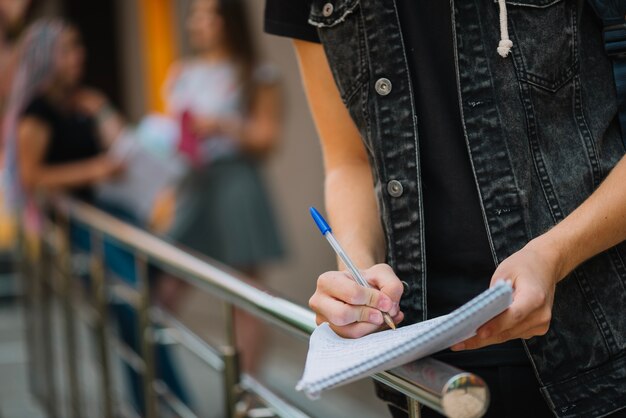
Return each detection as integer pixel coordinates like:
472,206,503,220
322,3,334,17
375,78,392,96
387,180,403,197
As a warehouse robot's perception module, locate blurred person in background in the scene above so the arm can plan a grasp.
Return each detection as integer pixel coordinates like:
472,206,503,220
2,19,123,226
161,0,285,374
2,19,191,413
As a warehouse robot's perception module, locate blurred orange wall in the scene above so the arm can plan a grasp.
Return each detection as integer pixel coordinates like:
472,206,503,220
139,0,178,112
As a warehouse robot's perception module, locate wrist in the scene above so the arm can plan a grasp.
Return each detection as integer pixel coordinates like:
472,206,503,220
336,250,378,271
525,233,570,284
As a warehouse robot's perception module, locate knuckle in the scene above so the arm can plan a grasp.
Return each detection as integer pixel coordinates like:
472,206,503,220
375,263,395,278
317,272,334,289
537,324,550,336
540,310,552,326
308,295,319,311
511,308,524,323
316,275,328,291
345,286,363,305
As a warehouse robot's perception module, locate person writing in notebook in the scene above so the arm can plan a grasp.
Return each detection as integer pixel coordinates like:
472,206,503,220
265,1,626,418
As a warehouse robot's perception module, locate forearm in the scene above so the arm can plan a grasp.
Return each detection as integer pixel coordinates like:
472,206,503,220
294,39,384,269
532,155,626,281
26,157,107,191
325,162,385,269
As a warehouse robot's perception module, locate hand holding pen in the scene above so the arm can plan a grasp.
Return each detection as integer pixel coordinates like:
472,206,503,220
309,207,404,337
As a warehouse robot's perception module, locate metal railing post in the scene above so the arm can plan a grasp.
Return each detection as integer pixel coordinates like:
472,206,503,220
408,399,422,418
39,229,58,418
90,230,114,418
19,228,39,405
222,302,240,418
58,214,82,418
136,253,157,418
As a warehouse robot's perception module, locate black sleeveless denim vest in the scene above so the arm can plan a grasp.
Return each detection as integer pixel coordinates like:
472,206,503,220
309,0,626,416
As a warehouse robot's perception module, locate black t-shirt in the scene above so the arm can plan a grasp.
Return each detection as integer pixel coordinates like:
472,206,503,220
22,95,102,200
265,0,528,366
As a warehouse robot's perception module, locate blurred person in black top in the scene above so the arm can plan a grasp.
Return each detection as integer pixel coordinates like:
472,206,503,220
2,19,123,209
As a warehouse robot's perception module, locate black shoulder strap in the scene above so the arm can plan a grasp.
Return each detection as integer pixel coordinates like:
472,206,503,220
588,0,626,148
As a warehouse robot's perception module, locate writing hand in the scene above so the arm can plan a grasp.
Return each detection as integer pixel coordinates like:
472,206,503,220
309,263,404,338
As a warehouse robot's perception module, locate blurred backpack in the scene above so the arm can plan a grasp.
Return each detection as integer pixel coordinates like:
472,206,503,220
589,0,626,147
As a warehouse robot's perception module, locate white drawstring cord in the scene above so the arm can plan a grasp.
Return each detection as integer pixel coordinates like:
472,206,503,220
497,0,513,58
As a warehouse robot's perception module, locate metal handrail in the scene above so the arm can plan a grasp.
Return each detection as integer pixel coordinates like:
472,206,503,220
22,195,489,418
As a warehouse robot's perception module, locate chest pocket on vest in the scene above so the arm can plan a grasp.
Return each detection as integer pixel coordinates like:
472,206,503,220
498,0,578,92
309,0,368,103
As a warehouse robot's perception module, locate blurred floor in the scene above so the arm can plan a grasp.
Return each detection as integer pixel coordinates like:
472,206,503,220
0,301,45,418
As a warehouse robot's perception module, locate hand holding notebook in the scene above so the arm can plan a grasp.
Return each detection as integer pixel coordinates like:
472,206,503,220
296,281,513,399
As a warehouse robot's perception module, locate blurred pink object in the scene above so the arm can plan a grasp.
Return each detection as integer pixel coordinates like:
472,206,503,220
24,199,41,234
178,109,201,166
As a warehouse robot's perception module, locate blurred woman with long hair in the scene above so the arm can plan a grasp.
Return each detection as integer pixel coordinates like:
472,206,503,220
163,0,284,373
2,19,123,216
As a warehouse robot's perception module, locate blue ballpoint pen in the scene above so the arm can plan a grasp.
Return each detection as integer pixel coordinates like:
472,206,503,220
309,207,396,330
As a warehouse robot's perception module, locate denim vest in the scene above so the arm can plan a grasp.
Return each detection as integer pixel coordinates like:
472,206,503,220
309,0,626,416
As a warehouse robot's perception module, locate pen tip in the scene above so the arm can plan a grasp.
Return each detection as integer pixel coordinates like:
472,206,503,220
384,314,396,330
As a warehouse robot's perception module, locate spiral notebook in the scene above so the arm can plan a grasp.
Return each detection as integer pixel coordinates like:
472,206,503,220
296,281,513,399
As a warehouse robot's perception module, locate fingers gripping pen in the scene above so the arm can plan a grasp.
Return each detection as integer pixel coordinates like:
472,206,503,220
310,207,396,330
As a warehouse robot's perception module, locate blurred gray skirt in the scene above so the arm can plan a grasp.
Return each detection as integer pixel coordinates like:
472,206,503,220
167,156,285,268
